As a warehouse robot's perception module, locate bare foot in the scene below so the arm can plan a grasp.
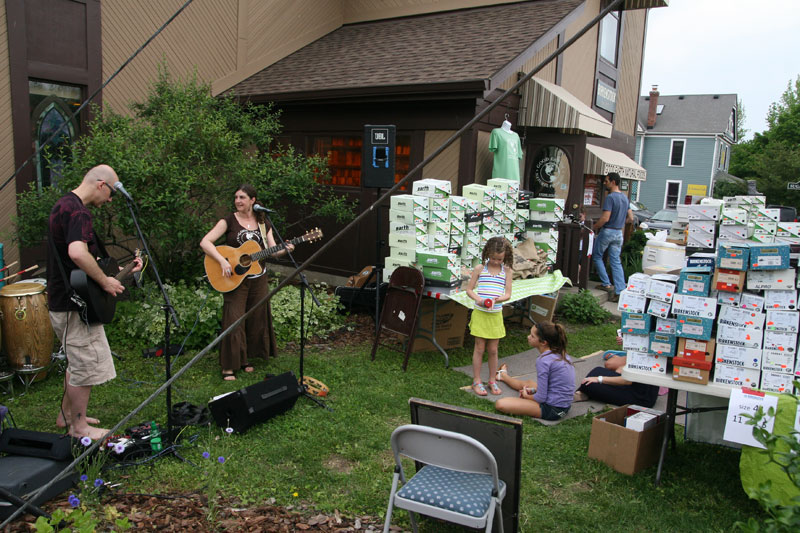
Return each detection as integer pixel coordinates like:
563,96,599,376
496,364,508,382
69,426,110,441
57,414,100,428
574,391,590,402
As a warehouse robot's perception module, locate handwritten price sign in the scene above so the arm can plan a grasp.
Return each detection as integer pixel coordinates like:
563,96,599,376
723,388,778,449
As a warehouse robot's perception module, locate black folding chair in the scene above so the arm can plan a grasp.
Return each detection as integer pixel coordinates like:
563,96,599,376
370,267,425,371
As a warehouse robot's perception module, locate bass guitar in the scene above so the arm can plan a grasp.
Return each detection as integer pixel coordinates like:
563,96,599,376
205,228,323,293
70,250,142,325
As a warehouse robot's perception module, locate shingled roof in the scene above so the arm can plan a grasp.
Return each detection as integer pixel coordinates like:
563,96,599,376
229,0,582,101
637,93,737,135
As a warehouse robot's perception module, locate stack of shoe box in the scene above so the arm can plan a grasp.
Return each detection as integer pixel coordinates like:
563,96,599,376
526,197,565,264
618,272,678,377
686,201,722,249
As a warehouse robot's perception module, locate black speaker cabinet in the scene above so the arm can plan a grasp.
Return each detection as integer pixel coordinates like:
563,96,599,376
0,456,77,519
362,124,396,188
208,371,303,433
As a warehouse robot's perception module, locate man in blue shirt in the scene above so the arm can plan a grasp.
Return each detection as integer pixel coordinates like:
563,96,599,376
592,172,633,301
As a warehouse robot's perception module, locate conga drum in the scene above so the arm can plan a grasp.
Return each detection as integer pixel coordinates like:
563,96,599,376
0,282,53,382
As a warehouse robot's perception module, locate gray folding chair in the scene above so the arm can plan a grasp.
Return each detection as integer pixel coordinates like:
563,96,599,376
383,424,506,533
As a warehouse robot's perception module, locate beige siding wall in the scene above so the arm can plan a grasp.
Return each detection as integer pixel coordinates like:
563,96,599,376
498,37,558,90
475,130,493,184
343,0,522,24
616,9,645,136
560,0,599,106
101,0,238,113
0,5,18,267
423,131,460,189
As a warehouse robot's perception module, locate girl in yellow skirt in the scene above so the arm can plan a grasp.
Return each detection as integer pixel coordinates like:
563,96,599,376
466,237,513,396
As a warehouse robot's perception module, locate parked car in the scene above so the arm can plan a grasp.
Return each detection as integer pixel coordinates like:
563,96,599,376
641,208,677,231
767,205,797,222
630,200,654,227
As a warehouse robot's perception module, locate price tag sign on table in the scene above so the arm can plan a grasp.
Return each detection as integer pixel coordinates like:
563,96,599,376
723,388,778,449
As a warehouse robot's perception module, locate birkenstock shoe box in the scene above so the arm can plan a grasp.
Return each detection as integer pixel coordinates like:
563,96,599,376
678,268,712,296
622,333,650,353
677,338,716,361
671,294,717,320
765,310,800,333
717,242,750,270
618,291,647,314
649,332,677,357
713,363,761,389
625,350,667,375
672,354,713,385
676,315,714,340
718,305,765,331
713,268,746,293
412,178,451,198
621,312,653,335
762,330,797,354
747,269,796,291
764,290,798,311
717,291,742,308
759,370,795,394
647,299,672,319
587,405,665,475
645,278,676,304
716,323,763,350
748,243,791,270
740,292,766,313
715,345,762,370
391,194,428,212
626,273,651,296
761,349,796,374
655,317,678,335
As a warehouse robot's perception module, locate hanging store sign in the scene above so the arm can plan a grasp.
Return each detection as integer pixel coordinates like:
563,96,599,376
787,182,800,190
531,146,571,199
595,80,617,114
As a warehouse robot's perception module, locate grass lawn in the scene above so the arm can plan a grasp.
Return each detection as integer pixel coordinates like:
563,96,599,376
4,316,763,531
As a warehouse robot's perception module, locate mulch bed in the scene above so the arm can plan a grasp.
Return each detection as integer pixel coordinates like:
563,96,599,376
2,492,385,531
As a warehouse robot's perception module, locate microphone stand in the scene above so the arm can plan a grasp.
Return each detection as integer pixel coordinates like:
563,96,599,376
260,209,331,411
120,193,188,458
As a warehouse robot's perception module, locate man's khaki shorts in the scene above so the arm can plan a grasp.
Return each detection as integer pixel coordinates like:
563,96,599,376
50,311,116,387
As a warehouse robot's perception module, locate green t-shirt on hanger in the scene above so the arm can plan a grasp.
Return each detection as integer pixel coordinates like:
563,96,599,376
488,127,522,181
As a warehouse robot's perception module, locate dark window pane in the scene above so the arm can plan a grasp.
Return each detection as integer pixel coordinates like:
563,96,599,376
670,141,684,166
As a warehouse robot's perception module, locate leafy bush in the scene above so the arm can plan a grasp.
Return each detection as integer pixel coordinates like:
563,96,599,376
106,278,347,351
735,381,800,533
107,280,223,351
558,289,611,325
621,229,648,280
270,282,347,344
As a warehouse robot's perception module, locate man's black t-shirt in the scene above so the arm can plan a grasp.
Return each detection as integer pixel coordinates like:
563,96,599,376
47,192,100,312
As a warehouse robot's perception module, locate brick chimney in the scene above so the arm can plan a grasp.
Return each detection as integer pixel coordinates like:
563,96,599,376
646,85,659,129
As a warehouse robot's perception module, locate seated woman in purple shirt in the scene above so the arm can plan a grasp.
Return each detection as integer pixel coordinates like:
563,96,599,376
495,321,575,421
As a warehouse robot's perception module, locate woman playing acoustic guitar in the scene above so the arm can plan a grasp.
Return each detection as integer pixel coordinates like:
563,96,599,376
200,184,293,381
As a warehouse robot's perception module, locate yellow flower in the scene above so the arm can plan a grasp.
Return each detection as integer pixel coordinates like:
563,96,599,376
292,492,298,498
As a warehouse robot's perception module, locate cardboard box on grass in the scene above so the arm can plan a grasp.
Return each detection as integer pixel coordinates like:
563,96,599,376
411,299,468,352
588,405,666,475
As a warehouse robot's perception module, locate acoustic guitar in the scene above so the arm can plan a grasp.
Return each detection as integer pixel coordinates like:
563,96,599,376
204,228,323,293
70,250,142,325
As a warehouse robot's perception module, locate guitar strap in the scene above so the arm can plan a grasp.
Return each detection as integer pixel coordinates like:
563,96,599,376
47,232,90,325
258,221,270,267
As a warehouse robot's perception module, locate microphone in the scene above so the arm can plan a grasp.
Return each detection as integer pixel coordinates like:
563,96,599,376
253,204,274,213
114,181,134,201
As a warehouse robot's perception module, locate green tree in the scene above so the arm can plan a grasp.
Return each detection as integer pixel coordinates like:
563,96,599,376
730,76,800,209
736,98,748,142
14,64,352,281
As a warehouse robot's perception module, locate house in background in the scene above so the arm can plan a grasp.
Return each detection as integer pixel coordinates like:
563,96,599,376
634,86,737,212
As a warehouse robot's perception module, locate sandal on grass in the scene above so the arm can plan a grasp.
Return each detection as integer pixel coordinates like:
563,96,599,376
472,381,488,396
222,371,236,381
488,381,502,395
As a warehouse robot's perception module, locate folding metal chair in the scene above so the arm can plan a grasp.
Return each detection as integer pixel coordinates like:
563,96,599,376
370,266,424,370
383,424,506,533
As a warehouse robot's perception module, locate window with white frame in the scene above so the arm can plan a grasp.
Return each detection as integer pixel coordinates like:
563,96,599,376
669,139,685,167
664,181,681,209
599,11,620,66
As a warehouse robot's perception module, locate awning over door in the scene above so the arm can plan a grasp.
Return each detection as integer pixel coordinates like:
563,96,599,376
623,0,669,9
585,144,647,181
519,78,612,138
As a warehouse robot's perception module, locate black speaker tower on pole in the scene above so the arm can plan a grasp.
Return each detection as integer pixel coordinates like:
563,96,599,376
362,125,396,333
